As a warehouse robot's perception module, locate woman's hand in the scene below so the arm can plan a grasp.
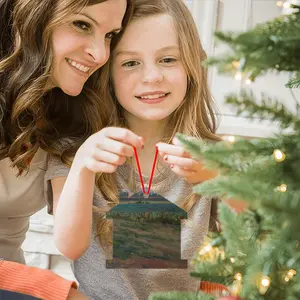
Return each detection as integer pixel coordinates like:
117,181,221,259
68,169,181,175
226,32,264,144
156,136,218,184
75,127,144,174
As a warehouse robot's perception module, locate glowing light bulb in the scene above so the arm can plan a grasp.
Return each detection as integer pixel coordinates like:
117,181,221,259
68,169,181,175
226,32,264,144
223,135,236,143
287,269,296,279
273,149,286,162
245,79,252,85
232,60,240,68
235,72,242,81
277,184,287,192
277,1,284,6
230,257,236,263
235,273,242,281
258,276,271,295
199,244,212,255
283,2,290,8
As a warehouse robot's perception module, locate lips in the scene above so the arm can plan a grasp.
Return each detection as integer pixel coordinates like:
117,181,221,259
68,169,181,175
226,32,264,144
135,92,170,100
136,93,170,104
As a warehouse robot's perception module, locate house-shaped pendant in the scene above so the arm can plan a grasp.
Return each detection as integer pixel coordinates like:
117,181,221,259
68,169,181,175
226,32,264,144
106,190,188,269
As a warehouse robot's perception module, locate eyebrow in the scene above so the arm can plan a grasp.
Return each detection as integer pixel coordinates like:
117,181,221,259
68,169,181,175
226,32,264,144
115,46,179,57
79,13,122,32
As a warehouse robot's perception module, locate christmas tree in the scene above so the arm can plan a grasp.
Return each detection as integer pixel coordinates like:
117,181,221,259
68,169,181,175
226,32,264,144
149,3,300,300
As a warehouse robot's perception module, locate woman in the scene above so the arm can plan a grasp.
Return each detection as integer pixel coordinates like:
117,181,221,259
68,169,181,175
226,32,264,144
0,0,132,298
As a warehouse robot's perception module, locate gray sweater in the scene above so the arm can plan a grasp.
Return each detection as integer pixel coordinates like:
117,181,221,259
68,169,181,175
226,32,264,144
45,156,213,300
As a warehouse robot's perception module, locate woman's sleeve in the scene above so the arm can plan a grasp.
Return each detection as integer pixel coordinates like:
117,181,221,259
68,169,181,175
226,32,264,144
44,154,71,215
0,260,77,300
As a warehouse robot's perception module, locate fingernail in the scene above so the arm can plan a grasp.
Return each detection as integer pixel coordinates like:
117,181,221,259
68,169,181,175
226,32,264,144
170,164,174,169
164,155,168,161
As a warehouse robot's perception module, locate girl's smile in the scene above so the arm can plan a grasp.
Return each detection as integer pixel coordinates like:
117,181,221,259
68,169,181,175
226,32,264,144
135,91,171,104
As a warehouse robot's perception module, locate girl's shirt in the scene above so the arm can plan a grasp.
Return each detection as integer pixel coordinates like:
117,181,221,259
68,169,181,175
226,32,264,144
0,149,47,263
45,155,214,300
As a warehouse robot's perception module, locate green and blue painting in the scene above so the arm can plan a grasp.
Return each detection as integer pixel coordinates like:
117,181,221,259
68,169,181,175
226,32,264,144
106,191,188,269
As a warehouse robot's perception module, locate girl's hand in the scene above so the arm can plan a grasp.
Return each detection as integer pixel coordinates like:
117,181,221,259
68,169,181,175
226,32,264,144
75,127,144,173
156,137,218,184
157,137,247,213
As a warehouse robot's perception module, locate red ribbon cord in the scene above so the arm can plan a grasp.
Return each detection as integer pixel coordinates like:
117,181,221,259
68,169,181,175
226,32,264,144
133,146,159,195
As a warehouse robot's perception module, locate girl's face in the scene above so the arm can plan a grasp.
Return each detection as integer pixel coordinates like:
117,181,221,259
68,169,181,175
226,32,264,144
50,0,126,96
112,14,188,122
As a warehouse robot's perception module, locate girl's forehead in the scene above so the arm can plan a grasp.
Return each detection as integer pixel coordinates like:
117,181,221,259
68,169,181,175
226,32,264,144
116,14,178,50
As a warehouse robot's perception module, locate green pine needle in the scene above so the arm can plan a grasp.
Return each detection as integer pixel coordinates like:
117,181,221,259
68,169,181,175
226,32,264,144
149,292,216,300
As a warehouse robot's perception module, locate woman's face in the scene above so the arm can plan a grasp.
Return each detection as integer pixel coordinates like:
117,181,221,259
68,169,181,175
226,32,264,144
50,0,127,96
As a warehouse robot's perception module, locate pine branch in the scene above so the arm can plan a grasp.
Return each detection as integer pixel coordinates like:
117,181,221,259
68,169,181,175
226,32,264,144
149,292,216,300
206,11,300,83
225,90,299,130
286,72,300,88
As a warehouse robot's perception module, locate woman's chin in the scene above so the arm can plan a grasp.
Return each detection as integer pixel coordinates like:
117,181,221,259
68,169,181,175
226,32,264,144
62,85,84,97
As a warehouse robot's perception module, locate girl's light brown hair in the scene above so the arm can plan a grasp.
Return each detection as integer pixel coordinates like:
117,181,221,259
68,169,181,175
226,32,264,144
0,0,133,171
94,0,221,250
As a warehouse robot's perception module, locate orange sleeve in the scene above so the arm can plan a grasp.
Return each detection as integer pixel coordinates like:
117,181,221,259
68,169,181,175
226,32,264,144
0,260,77,300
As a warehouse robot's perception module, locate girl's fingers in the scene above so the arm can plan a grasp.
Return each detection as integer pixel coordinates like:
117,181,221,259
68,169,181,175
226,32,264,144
156,142,191,158
169,165,196,177
84,158,118,174
91,149,126,166
102,127,144,149
98,137,135,157
163,154,198,169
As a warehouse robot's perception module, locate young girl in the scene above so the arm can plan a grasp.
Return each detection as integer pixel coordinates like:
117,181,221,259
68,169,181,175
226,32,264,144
46,0,220,298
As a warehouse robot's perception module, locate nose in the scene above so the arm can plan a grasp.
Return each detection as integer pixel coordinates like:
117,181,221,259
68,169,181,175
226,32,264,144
142,64,164,84
85,38,110,66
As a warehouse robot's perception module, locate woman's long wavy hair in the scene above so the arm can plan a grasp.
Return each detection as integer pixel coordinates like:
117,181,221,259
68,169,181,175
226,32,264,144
0,0,133,171
92,0,221,250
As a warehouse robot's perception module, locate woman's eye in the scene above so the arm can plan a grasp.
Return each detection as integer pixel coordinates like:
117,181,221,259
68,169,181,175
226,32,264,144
122,61,139,68
161,57,177,63
73,21,91,31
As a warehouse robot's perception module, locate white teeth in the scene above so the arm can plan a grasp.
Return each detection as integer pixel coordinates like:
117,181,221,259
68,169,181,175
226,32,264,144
67,58,90,73
140,94,166,99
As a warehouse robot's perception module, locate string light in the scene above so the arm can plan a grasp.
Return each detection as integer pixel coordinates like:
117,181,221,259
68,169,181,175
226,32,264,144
245,79,252,85
273,149,286,162
277,1,284,6
235,273,242,281
230,257,236,263
285,269,297,282
261,276,271,287
232,60,240,69
230,273,243,296
259,276,271,295
283,2,291,8
275,184,287,192
222,135,236,143
199,244,212,255
235,72,242,81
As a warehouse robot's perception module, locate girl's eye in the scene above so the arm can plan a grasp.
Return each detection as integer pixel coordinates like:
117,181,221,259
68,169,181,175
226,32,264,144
161,57,177,64
73,21,91,31
122,61,140,68
106,31,119,40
